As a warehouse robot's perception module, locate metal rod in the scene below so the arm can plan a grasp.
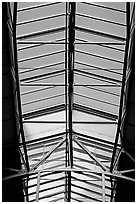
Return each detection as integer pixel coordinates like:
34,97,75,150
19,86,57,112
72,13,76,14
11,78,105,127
19,61,64,74
76,49,124,64
3,167,135,182
84,84,120,97
120,169,135,174
22,93,64,106
65,1,68,171
17,13,65,26
21,86,55,96
36,172,41,202
74,93,119,107
102,173,106,201
13,3,29,172
20,69,64,82
74,137,107,171
23,120,117,124
19,50,64,63
123,149,135,163
17,2,61,12
75,26,126,41
76,12,126,27
18,38,66,51
75,61,123,76
110,2,130,173
31,138,65,171
17,26,65,40
13,3,30,201
20,83,121,87
82,2,126,13
75,68,121,84
18,40,126,45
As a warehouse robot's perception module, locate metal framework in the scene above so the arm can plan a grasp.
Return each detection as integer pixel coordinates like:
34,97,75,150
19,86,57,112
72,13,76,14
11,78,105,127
3,2,135,202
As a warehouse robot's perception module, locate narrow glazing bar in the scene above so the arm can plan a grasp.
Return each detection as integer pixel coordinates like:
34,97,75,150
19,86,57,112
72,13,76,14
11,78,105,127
19,61,64,74
22,93,65,106
76,49,124,64
82,2,126,13
17,26,65,40
99,44,125,52
75,61,123,75
17,13,65,26
21,83,65,86
20,83,121,87
20,69,64,82
74,92,119,107
19,50,65,63
72,183,103,197
75,26,126,41
18,38,66,45
75,68,122,84
21,86,55,96
76,13,126,27
75,71,120,85
18,38,66,51
17,2,61,12
85,85,120,97
36,172,41,202
71,190,101,202
23,120,117,124
75,38,126,45
102,173,106,201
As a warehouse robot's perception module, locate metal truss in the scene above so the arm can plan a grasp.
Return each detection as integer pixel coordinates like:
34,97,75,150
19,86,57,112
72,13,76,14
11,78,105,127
3,132,135,201
3,2,135,202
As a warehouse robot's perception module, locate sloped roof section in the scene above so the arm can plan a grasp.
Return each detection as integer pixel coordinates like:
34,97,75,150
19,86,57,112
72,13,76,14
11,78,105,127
15,2,133,202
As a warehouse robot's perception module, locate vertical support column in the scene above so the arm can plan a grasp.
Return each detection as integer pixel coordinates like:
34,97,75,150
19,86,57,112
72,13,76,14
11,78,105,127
67,2,76,202
102,173,106,202
36,172,41,202
68,2,75,168
110,3,130,201
65,2,68,202
13,3,30,201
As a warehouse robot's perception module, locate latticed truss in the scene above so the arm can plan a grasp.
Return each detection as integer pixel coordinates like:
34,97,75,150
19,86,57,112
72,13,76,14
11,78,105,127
3,2,135,202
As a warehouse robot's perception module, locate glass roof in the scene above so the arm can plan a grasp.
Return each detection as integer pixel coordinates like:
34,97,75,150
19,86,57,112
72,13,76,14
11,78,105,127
17,2,126,117
16,2,127,202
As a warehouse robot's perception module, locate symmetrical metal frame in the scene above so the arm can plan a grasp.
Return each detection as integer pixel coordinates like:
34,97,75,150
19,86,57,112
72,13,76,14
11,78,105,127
3,2,135,202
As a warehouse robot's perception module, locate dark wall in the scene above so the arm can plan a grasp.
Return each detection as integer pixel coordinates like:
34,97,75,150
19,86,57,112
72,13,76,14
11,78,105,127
2,3,24,201
115,31,135,202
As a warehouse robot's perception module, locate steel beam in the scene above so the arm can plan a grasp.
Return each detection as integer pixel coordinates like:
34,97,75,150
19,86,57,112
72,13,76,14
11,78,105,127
65,4,68,201
82,2,126,13
23,120,117,124
17,13,65,26
75,26,126,41
31,138,65,171
102,173,106,201
17,27,65,40
66,3,76,202
74,137,108,171
20,83,121,87
36,172,41,202
110,2,131,173
3,167,135,182
123,148,135,163
17,2,61,12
